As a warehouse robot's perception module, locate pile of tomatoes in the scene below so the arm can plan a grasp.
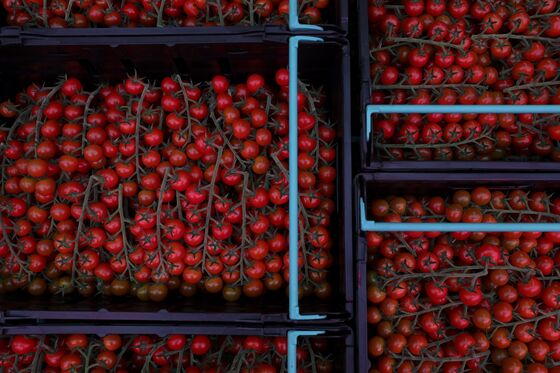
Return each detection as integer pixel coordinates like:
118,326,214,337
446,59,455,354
1,0,327,27
365,186,560,373
0,72,336,302
368,0,560,161
1,333,334,372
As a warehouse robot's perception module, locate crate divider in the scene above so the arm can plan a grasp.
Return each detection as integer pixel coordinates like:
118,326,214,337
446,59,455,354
358,170,560,232
365,104,560,142
362,104,560,171
288,0,322,32
359,197,560,232
287,330,324,371
288,36,325,320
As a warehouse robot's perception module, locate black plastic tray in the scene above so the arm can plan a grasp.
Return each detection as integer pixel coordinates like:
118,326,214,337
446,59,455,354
356,0,560,173
354,172,560,373
0,323,354,372
0,35,352,324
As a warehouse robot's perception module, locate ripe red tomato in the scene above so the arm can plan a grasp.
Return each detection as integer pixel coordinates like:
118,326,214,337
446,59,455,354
191,335,211,355
10,335,37,354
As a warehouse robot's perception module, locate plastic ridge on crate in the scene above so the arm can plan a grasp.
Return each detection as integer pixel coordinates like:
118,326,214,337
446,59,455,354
0,324,354,373
0,25,345,47
0,25,272,46
0,36,352,324
0,26,345,46
355,236,370,373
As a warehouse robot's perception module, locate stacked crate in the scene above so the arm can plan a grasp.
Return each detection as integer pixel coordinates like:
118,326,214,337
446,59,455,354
357,1,560,372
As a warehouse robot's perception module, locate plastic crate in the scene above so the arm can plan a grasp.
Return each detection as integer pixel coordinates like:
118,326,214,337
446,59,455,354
357,0,560,172
0,0,348,42
0,324,354,373
0,35,352,323
355,172,560,372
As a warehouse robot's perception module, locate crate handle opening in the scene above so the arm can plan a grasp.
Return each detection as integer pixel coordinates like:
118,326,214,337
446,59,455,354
288,330,325,373
365,104,560,142
360,198,560,232
289,36,326,320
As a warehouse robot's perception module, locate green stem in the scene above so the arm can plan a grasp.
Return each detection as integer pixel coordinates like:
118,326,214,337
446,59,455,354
386,36,464,51
70,176,98,287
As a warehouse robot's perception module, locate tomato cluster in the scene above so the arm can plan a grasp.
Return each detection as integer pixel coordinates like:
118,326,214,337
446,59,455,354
1,0,327,27
1,333,334,372
371,187,560,225
365,187,560,373
368,0,560,161
0,72,336,302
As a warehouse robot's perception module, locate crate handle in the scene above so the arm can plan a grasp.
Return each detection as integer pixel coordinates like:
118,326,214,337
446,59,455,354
359,198,560,232
288,330,325,373
365,104,560,142
289,0,323,31
289,36,326,320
